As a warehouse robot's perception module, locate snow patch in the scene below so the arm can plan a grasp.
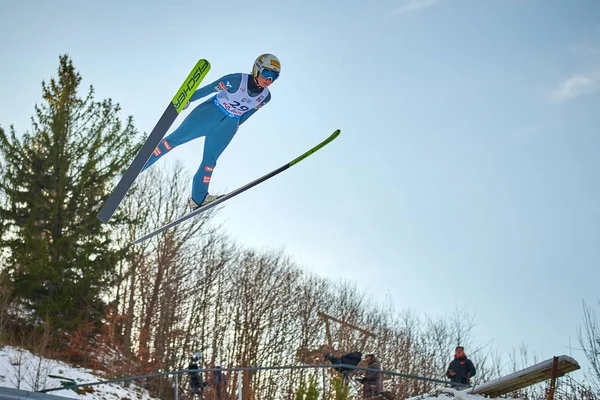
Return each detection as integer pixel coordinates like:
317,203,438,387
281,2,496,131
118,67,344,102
0,346,157,399
405,385,524,400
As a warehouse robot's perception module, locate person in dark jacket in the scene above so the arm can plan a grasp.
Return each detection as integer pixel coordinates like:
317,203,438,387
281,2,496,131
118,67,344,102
446,346,476,386
360,354,383,398
211,366,228,400
325,351,362,375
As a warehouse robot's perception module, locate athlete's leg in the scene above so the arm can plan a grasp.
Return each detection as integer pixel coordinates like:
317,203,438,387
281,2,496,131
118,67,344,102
191,121,239,203
142,102,222,171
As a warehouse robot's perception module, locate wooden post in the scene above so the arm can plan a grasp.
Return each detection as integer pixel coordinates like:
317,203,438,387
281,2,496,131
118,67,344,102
546,356,559,400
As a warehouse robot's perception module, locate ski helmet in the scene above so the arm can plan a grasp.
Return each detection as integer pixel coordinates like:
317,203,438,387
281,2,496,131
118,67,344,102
252,53,281,82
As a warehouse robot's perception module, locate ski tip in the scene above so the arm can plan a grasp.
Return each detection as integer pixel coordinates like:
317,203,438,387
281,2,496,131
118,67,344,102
197,58,211,68
332,129,341,139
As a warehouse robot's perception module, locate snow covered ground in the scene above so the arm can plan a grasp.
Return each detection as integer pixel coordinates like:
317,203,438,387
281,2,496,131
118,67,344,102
406,387,522,399
0,345,522,399
0,346,156,399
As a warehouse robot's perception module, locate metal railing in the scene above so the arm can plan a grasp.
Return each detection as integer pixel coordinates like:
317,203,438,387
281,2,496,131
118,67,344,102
39,363,463,399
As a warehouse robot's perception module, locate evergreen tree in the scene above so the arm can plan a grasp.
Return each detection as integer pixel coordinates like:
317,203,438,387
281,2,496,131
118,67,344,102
0,55,140,331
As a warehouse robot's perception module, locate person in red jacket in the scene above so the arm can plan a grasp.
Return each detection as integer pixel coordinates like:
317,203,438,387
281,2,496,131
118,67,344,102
446,346,476,387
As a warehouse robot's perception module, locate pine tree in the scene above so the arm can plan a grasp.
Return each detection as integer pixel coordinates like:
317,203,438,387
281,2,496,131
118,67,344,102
0,55,140,331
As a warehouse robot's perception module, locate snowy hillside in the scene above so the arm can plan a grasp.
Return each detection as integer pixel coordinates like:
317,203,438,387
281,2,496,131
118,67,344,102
406,388,522,400
0,346,156,399
0,345,522,400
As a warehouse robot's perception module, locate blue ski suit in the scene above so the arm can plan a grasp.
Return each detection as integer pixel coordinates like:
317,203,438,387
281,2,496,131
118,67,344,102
142,73,272,203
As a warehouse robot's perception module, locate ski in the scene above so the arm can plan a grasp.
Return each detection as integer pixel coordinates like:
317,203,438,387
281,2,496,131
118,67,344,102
131,129,341,245
97,59,211,223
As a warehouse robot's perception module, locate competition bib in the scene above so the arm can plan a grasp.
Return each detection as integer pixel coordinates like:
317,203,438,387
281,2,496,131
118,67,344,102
213,74,269,118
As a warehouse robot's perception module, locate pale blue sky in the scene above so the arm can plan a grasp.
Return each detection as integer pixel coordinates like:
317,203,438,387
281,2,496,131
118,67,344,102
1,0,599,376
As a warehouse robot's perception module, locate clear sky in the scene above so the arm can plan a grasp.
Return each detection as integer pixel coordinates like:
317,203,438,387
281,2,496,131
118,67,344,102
1,0,599,376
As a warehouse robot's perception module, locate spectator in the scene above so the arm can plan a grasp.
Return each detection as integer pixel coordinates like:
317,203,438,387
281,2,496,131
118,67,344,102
212,366,228,400
446,346,476,387
325,351,363,375
361,354,383,398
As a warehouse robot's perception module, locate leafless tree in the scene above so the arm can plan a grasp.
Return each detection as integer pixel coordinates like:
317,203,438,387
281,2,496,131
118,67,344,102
579,300,600,392
97,171,600,400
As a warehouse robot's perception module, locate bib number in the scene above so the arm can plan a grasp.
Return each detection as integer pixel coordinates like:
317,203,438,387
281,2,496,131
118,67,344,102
228,101,250,112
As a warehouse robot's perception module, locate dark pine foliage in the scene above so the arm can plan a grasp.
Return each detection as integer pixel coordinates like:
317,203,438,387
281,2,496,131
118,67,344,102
0,55,140,331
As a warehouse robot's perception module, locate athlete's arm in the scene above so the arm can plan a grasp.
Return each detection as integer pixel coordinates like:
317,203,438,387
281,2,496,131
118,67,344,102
189,73,243,102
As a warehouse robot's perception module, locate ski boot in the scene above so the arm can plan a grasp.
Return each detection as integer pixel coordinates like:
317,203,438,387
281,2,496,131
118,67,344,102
188,194,221,211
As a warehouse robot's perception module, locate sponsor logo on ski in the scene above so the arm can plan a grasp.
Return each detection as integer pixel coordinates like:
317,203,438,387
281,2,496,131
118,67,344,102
203,176,211,184
153,148,162,156
173,61,210,111
204,166,214,172
162,139,172,151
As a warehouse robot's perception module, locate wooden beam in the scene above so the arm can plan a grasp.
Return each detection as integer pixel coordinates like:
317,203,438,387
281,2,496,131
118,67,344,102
317,312,376,338
466,355,580,397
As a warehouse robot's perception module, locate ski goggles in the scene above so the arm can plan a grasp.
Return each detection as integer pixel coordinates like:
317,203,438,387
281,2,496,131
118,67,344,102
259,68,279,82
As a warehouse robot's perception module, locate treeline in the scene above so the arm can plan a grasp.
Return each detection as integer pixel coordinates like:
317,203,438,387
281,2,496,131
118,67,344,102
0,56,599,400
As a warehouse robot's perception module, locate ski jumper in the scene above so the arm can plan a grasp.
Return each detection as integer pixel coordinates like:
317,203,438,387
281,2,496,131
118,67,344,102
142,73,271,203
